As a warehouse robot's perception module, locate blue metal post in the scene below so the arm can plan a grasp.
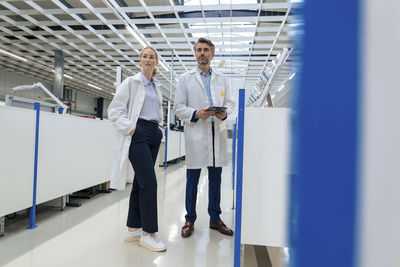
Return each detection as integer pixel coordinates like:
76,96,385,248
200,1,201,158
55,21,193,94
289,1,360,267
231,119,237,210
27,103,40,229
234,89,245,267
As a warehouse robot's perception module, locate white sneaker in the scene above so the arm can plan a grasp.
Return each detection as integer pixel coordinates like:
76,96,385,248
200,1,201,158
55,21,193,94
139,233,167,252
124,228,142,242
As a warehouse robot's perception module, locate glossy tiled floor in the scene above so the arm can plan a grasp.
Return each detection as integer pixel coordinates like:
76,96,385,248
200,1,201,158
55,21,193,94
0,162,235,267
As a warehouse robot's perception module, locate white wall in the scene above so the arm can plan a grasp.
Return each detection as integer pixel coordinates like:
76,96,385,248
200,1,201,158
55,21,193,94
0,68,51,101
0,68,110,118
358,1,400,267
73,92,97,116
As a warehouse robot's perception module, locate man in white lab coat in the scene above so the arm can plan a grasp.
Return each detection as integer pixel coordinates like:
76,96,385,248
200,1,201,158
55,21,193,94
174,38,236,238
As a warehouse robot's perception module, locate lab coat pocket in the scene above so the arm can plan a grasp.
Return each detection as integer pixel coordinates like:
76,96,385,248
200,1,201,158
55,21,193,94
189,123,202,142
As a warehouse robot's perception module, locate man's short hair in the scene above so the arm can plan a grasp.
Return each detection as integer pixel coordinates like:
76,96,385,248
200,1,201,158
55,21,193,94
194,37,215,54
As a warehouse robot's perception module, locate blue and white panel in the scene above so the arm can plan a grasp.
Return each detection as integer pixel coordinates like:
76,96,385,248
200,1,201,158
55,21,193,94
357,0,400,266
290,0,400,266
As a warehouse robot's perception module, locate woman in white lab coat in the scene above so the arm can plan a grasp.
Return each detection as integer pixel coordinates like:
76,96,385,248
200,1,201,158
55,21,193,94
108,46,166,252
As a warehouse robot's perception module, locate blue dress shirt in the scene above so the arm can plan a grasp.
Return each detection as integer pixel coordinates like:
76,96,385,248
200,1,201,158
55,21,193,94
139,73,161,122
191,67,215,122
198,67,213,107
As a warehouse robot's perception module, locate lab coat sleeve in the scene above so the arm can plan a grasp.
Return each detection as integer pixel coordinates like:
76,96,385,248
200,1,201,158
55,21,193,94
107,78,136,135
223,76,236,116
174,76,196,124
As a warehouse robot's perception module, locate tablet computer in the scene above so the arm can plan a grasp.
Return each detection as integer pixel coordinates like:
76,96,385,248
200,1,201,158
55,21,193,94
206,106,227,114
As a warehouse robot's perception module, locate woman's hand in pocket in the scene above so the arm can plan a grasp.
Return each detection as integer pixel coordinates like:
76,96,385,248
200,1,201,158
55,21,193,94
130,127,136,136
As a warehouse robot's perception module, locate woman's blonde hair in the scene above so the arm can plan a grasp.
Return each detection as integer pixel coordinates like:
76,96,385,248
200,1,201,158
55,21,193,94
139,46,159,77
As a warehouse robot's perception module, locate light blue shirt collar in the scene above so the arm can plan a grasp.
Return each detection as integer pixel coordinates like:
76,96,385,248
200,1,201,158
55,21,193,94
141,72,154,87
197,66,212,77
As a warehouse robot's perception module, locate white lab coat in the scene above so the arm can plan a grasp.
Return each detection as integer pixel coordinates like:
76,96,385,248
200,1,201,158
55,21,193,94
174,67,235,169
108,73,163,190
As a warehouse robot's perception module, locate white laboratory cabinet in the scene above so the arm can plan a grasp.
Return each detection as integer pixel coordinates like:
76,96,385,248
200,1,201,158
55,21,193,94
0,105,113,217
241,108,290,247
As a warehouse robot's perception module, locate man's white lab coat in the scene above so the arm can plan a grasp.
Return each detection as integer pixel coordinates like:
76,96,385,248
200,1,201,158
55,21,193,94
174,67,235,169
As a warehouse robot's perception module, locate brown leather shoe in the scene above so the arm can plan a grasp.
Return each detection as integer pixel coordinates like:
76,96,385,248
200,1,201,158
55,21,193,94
181,222,194,238
210,220,234,236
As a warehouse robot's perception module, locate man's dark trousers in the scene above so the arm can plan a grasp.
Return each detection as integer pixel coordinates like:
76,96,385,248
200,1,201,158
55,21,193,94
185,167,222,223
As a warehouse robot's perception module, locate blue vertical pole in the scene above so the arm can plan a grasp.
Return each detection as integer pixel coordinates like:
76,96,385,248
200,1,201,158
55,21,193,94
164,127,168,170
231,119,237,210
289,1,360,267
27,103,40,229
234,89,245,267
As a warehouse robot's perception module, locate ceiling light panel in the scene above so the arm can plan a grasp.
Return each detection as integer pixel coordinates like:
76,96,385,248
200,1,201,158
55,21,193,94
0,0,293,102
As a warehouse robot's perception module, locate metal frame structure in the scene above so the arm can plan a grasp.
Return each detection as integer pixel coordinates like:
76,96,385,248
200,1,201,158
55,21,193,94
0,0,293,103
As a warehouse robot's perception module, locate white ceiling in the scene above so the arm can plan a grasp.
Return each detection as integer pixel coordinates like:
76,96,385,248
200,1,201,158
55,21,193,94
0,0,293,103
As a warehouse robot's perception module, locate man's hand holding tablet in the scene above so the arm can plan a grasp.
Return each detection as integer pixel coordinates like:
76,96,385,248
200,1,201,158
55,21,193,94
205,106,227,114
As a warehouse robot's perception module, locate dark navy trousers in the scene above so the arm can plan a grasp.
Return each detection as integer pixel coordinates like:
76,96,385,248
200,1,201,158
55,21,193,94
185,122,222,223
185,167,222,223
127,119,162,233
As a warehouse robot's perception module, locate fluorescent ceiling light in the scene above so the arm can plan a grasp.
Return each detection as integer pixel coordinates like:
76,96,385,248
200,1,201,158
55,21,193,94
0,48,28,62
175,78,179,82
103,0,146,48
159,61,170,72
64,74,74,80
271,94,275,99
289,73,296,80
127,26,147,48
111,93,115,96
185,0,257,5
278,85,285,92
87,83,103,90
